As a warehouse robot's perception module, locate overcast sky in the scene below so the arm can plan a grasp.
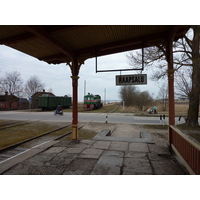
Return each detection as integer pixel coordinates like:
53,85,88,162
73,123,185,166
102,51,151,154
0,2,196,103
0,44,161,102
1,1,193,102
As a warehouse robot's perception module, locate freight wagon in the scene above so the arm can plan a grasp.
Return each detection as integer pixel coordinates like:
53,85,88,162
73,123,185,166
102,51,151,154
38,95,72,111
83,93,103,110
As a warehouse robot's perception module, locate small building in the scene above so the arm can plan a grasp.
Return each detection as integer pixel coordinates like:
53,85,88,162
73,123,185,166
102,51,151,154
31,89,55,109
19,98,29,110
0,91,29,110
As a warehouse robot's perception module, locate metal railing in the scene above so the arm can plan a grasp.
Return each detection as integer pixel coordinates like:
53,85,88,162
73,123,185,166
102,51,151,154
169,125,200,175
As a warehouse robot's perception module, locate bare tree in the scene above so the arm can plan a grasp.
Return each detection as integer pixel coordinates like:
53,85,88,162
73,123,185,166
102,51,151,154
118,85,138,107
1,71,23,97
24,75,45,98
0,71,3,95
157,83,168,111
118,86,153,111
135,91,153,111
126,26,200,126
175,68,192,100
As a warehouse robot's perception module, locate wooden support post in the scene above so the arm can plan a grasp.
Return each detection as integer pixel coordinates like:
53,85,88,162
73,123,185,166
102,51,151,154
69,57,82,141
71,75,79,140
166,37,175,144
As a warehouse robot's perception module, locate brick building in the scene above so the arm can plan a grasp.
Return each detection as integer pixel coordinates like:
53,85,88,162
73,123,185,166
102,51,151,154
31,89,55,109
0,91,28,110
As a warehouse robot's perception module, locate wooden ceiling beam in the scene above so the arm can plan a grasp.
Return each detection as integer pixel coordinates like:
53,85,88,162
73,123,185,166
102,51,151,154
23,25,75,57
38,53,65,61
0,25,86,45
0,32,34,45
44,25,88,34
76,27,190,58
76,30,168,57
35,26,191,64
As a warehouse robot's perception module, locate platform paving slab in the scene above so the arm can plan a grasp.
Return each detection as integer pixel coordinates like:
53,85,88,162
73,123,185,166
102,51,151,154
0,140,60,174
92,155,124,175
24,164,67,175
2,162,30,175
63,158,98,175
123,157,153,175
0,136,189,175
63,147,86,154
78,148,104,159
109,141,129,151
49,153,78,165
43,147,66,154
91,141,111,150
129,143,149,152
102,150,124,158
93,129,155,144
147,144,171,155
151,159,187,175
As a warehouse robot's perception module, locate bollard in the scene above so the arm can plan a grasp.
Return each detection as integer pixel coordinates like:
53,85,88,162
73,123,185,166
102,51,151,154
178,115,182,124
163,115,165,125
160,115,162,125
106,115,108,123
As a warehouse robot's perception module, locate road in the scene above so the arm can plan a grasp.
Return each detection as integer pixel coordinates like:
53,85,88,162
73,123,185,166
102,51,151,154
0,111,187,125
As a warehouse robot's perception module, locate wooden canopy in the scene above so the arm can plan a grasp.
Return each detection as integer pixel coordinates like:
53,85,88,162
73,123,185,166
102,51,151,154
0,25,190,65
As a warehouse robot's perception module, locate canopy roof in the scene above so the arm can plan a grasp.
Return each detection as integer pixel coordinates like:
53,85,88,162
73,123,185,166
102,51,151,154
0,25,190,65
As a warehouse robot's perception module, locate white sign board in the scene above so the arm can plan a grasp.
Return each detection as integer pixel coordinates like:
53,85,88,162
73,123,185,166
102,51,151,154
116,74,147,86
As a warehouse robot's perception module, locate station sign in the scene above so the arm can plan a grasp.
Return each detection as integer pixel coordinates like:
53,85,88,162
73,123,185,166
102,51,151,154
116,74,147,86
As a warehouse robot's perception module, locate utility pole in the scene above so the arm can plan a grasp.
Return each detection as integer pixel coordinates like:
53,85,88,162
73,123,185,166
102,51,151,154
83,80,86,103
104,88,106,105
84,80,86,96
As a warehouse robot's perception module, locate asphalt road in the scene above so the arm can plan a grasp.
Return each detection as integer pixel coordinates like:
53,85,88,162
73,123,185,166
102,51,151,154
0,111,187,125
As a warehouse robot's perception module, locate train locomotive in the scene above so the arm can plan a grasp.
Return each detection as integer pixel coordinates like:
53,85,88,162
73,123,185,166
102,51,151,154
83,93,103,110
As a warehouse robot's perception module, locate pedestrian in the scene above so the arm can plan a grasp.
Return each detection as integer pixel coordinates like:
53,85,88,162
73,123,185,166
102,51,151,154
147,108,153,114
153,105,158,114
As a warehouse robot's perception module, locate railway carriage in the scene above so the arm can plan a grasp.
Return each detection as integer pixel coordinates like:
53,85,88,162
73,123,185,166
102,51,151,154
38,95,72,111
83,93,103,110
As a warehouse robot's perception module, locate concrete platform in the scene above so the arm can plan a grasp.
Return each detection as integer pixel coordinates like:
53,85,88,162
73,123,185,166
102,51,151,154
0,131,189,175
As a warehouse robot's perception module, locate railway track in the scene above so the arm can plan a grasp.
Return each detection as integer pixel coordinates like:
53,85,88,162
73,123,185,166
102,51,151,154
0,121,32,131
0,124,84,163
104,104,120,113
0,121,20,127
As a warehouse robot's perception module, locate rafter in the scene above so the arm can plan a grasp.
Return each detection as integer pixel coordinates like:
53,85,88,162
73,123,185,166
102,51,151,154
0,25,86,45
23,25,75,57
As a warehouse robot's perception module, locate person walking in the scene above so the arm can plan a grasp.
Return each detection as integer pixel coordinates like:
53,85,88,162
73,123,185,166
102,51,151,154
153,105,158,114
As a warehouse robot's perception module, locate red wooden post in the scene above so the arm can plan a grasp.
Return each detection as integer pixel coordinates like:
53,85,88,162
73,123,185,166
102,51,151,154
166,36,175,144
69,57,82,140
71,75,79,140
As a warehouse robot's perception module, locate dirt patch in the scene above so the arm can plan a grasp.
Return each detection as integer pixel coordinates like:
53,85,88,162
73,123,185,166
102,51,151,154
111,124,140,138
146,129,168,146
177,125,200,142
82,122,116,133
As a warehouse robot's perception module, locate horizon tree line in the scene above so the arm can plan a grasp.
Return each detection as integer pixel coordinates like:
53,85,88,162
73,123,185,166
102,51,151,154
0,70,49,99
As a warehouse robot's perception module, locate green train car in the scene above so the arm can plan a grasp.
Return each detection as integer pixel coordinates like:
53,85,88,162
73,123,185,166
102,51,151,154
38,96,72,111
83,93,103,110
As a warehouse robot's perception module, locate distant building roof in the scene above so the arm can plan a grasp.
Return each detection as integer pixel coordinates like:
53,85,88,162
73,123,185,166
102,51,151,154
0,91,19,101
32,89,55,97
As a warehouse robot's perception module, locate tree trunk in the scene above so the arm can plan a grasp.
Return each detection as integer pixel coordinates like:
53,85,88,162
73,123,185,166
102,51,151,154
186,26,200,126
